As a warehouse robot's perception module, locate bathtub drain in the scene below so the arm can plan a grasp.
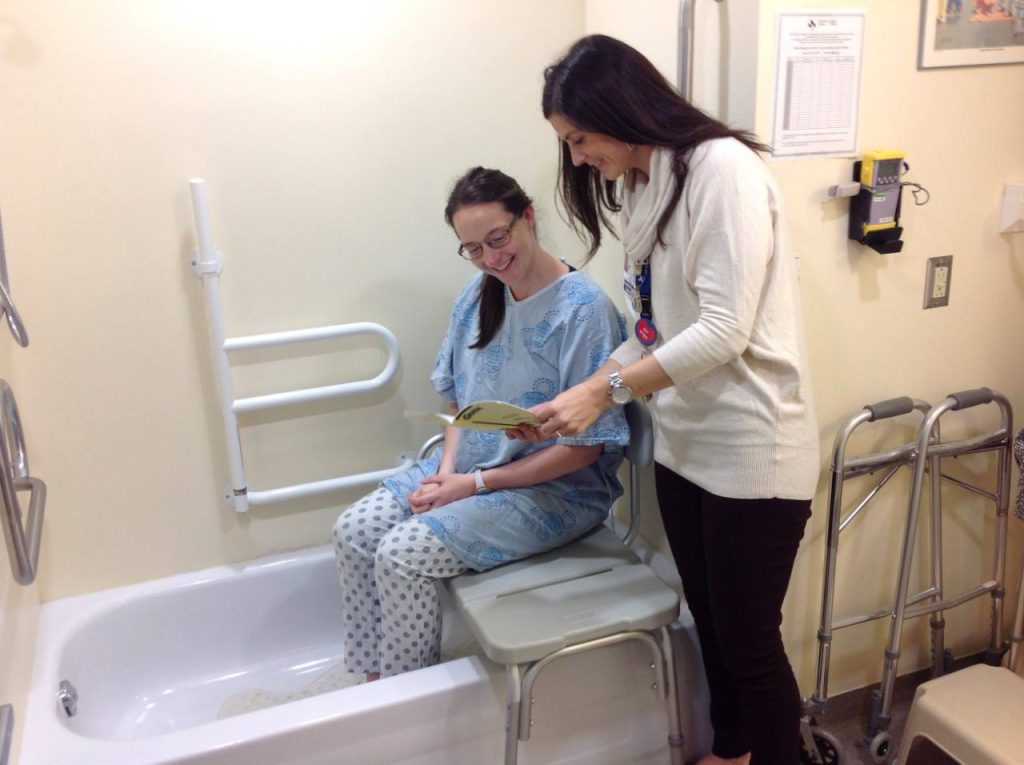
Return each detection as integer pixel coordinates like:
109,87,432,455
58,680,78,717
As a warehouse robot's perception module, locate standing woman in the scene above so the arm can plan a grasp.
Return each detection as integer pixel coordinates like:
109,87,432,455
532,35,819,765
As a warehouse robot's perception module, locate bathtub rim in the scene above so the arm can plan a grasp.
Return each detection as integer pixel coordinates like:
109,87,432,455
22,543,497,764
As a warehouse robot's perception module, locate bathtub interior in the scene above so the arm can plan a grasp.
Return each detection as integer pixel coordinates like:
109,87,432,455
52,545,477,741
29,542,712,765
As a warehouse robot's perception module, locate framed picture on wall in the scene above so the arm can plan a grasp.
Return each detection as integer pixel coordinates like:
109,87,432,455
919,0,1024,68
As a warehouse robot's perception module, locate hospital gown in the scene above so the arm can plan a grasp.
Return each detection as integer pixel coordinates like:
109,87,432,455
382,269,630,570
334,270,628,676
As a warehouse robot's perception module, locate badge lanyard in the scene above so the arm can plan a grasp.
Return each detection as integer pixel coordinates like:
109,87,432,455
633,259,658,347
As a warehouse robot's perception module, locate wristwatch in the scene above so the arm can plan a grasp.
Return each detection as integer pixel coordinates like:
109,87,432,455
473,469,490,495
608,370,634,405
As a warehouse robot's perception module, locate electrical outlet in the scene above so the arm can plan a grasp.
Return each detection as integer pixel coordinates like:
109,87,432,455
924,255,952,309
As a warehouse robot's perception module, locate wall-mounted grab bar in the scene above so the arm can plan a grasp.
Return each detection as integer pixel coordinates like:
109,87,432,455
0,379,46,585
678,0,724,99
0,210,29,347
187,179,412,513
226,323,400,414
677,0,758,136
0,703,12,765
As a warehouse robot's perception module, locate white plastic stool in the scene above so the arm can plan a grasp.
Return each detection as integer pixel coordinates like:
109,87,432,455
895,664,1024,764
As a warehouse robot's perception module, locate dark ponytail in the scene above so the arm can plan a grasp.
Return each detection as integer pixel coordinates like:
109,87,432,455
444,167,533,349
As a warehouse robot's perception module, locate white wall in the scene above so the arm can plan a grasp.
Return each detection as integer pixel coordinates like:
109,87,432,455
1,6,1023,753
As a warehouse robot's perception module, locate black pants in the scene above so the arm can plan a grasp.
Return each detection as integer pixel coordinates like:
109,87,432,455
655,463,811,765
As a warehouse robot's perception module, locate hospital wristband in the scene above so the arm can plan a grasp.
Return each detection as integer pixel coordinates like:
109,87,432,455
474,469,489,495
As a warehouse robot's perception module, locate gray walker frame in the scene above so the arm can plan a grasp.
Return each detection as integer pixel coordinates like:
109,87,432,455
800,388,1014,765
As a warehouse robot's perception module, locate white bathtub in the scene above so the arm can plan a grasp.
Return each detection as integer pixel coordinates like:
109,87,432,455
22,544,711,764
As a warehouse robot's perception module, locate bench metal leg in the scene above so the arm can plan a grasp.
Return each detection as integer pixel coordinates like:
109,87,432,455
504,663,523,765
519,631,667,741
507,630,682,762
661,625,686,765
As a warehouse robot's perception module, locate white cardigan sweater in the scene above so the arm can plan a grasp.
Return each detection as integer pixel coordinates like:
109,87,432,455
610,139,819,500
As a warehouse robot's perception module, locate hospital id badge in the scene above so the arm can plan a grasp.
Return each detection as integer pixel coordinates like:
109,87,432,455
623,269,638,309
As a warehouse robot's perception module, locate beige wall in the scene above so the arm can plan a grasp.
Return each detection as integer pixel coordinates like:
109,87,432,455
585,0,1024,693
761,0,1024,692
0,553,39,764
0,0,589,752
0,0,588,599
1,4,1023,750
0,332,40,764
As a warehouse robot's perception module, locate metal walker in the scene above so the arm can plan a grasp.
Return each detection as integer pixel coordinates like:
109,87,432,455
800,388,1014,764
800,395,932,765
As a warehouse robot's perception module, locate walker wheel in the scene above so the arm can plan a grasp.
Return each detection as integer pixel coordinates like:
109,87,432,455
799,728,842,764
868,731,892,763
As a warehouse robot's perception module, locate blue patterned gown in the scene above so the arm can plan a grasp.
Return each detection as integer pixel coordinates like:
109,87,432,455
383,270,629,571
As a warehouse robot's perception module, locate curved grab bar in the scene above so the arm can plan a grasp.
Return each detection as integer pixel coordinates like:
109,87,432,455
678,0,725,99
0,379,46,585
227,322,401,414
0,210,29,347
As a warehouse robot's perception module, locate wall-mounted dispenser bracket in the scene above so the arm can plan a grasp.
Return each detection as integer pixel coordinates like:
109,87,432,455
853,224,905,255
848,154,906,255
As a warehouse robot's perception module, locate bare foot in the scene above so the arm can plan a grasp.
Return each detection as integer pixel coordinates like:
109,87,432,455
366,671,381,682
695,753,751,765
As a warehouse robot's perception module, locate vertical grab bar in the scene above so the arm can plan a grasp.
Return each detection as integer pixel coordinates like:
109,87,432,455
0,703,12,765
0,379,46,585
188,179,412,513
678,0,725,99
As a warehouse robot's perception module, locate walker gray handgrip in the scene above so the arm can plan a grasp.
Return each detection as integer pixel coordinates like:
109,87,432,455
948,387,994,411
865,397,915,421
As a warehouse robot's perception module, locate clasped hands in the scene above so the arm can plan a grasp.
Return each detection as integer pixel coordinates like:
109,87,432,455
407,472,475,514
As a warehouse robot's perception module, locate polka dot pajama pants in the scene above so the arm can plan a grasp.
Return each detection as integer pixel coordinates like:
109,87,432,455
332,487,468,678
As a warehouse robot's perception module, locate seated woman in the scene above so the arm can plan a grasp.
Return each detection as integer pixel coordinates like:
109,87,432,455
332,166,628,680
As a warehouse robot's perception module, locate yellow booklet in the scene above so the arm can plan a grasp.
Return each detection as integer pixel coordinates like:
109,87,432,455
404,401,538,430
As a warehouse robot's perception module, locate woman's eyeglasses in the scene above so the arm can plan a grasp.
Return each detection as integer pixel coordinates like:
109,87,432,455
457,213,521,260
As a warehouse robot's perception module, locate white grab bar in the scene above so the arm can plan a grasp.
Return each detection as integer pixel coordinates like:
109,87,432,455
187,179,412,513
228,323,400,414
678,0,725,99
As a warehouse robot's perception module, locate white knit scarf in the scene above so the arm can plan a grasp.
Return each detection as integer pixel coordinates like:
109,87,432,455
622,146,680,266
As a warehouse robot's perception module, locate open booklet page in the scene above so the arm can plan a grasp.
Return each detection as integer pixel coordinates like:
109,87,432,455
404,400,539,431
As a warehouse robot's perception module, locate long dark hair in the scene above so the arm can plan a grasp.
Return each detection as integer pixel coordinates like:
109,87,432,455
444,167,533,349
542,34,769,257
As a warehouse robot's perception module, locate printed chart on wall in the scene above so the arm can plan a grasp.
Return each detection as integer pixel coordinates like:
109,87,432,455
771,11,866,158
